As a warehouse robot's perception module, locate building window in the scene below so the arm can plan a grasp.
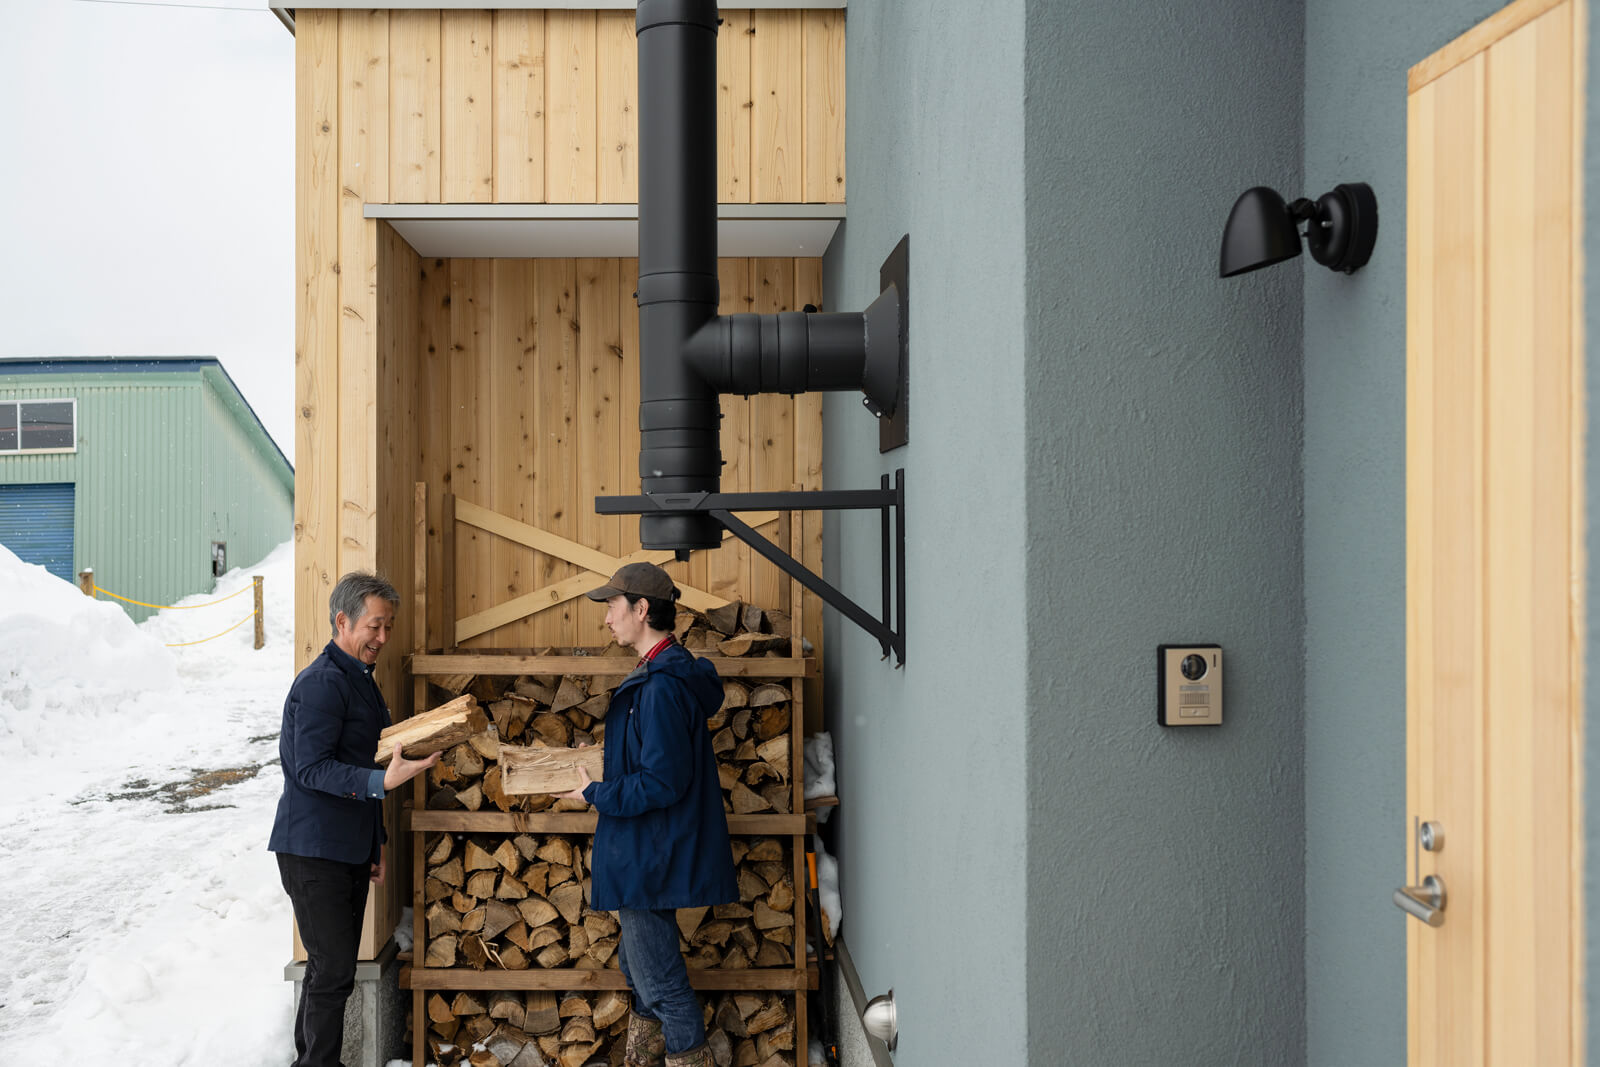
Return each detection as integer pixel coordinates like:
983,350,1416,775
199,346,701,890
0,400,77,453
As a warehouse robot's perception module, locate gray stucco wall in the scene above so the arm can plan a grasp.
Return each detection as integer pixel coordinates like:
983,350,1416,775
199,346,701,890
1021,2,1306,1064
820,0,1030,1063
1300,3,1507,1064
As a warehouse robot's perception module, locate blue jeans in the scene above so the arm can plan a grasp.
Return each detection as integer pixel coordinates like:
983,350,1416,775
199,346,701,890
617,907,706,1054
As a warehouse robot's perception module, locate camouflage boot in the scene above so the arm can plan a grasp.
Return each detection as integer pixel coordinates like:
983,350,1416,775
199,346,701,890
663,1044,714,1067
624,1011,666,1067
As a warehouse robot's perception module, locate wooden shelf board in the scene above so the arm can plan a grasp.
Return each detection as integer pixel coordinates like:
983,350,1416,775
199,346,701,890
409,651,816,678
404,965,816,992
410,809,810,835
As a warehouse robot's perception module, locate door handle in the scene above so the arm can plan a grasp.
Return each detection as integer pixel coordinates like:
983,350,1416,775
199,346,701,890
1394,875,1447,927
1395,817,1446,926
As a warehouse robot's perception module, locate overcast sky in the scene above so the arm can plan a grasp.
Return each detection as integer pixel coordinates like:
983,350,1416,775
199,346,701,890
1,0,296,459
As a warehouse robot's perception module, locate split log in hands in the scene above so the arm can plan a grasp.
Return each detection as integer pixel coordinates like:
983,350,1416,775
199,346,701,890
376,694,490,765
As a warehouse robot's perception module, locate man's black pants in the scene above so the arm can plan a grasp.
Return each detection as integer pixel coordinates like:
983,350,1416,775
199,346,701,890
277,852,371,1067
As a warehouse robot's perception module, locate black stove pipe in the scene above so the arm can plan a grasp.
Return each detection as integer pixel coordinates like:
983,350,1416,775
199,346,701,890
635,0,901,552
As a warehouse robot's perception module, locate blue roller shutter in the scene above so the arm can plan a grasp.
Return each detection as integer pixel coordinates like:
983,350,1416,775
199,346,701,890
0,483,75,581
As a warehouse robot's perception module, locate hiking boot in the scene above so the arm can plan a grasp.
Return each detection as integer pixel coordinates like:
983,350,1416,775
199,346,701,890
624,1012,666,1067
663,1044,714,1067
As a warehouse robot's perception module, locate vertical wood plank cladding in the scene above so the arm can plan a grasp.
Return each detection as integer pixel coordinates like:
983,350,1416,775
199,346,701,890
708,259,753,601
596,10,638,203
417,256,451,650
494,10,546,204
294,10,338,672
1484,9,1576,1062
718,10,754,203
576,258,622,639
802,10,845,203
751,10,802,203
618,258,642,558
794,257,824,730
442,10,494,203
389,10,440,203
337,10,388,579
533,259,580,644
487,259,537,648
751,257,795,612
545,11,598,203
450,259,493,633
375,223,420,686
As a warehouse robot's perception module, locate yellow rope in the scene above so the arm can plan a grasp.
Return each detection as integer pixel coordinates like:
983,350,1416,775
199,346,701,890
92,583,253,611
164,611,258,647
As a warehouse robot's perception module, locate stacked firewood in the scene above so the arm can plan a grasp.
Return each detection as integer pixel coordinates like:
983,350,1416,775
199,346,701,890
415,988,797,1067
421,833,797,973
423,599,797,817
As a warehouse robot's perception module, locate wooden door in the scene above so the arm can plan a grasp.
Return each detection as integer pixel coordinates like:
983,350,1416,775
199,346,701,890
1406,0,1585,1063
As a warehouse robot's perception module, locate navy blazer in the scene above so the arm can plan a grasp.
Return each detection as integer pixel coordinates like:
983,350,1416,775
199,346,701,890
584,641,738,911
268,640,390,866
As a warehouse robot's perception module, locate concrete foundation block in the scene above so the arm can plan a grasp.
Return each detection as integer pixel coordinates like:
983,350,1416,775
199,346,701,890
283,938,404,1067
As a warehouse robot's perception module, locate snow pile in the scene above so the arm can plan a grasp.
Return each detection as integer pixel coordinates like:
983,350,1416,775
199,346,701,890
803,731,835,800
0,541,298,1065
812,834,842,943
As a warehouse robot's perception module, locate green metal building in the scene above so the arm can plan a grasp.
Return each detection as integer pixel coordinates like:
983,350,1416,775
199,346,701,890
0,357,293,622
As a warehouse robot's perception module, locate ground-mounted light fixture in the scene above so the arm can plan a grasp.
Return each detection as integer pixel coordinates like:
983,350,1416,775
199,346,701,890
1219,182,1379,277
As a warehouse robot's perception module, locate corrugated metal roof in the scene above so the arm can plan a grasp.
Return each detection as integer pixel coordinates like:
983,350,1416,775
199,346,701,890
0,356,292,477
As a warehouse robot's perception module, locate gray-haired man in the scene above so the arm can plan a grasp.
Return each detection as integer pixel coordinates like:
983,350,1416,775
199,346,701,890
269,571,438,1067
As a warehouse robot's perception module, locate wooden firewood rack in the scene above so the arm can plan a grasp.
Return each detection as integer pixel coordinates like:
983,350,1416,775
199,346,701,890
401,482,821,1066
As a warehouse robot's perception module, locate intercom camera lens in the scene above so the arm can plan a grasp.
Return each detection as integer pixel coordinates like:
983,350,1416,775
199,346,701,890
1180,654,1207,681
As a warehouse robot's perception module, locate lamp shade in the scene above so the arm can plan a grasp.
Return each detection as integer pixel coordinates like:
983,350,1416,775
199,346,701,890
1219,186,1302,278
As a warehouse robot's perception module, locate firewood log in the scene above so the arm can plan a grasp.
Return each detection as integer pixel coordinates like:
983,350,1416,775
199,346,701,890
704,601,743,635
551,677,588,713
375,695,487,764
525,991,561,1034
501,743,606,795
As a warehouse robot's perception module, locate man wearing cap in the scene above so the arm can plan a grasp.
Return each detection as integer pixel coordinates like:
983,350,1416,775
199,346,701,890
560,561,737,1067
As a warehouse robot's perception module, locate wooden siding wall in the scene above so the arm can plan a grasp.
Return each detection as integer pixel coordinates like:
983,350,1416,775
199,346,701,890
415,255,824,660
304,7,843,207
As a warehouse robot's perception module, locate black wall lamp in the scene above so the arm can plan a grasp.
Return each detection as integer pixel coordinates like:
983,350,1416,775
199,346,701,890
1219,182,1379,277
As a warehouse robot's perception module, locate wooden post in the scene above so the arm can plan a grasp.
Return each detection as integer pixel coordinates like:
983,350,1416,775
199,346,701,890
253,576,265,650
78,569,93,597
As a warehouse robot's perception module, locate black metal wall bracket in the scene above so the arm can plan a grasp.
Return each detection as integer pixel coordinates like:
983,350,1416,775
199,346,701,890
596,469,906,666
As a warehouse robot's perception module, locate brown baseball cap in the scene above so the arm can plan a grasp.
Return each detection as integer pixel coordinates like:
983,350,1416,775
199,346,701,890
585,561,679,602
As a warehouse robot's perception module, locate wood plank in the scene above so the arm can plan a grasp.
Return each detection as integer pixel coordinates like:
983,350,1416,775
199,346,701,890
618,257,641,556
596,11,638,202
409,653,815,679
414,481,428,650
1566,6,1588,1063
405,965,815,992
533,259,581,644
545,10,598,203
493,10,546,203
1409,0,1567,92
337,9,389,581
389,9,441,202
1485,11,1576,1064
751,258,795,613
1422,52,1488,1067
500,742,605,794
450,259,494,634
717,9,754,203
751,9,803,202
294,10,339,673
801,9,845,203
489,259,538,648
377,225,420,687
418,256,452,651
793,258,825,732
410,810,809,836
452,522,768,643
575,258,622,641
441,9,495,203
710,259,753,602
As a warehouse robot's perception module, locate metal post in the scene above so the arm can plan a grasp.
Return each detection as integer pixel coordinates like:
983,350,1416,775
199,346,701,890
254,576,265,650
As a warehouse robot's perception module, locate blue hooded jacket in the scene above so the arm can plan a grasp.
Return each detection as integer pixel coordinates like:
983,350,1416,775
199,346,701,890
583,641,739,911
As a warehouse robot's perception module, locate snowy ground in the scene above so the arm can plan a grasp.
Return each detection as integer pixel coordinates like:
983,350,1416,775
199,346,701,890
0,541,297,1065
